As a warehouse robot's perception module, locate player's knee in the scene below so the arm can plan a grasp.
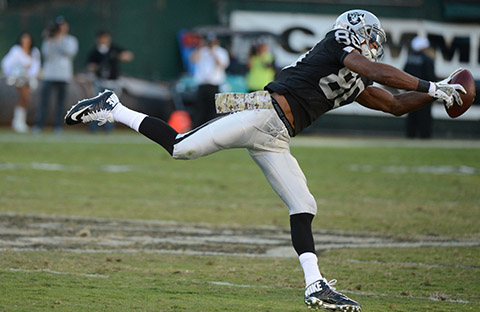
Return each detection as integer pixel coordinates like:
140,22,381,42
172,142,202,160
289,194,317,216
305,195,317,215
172,149,200,160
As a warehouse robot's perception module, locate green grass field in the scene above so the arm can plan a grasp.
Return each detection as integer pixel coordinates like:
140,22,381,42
0,129,479,311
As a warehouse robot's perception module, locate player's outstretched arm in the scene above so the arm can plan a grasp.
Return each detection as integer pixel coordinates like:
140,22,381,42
356,85,434,116
344,51,419,90
344,51,466,108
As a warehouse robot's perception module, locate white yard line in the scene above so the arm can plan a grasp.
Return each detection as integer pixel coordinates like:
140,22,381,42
348,164,480,175
0,162,135,173
5,268,109,278
1,132,480,149
209,281,269,288
0,247,284,258
2,266,472,304
290,136,480,149
0,132,150,144
346,258,480,270
207,281,471,304
344,289,471,304
5,267,470,304
4,267,471,304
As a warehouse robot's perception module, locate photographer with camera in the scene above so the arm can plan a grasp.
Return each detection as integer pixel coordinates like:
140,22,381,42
190,33,229,127
34,16,78,134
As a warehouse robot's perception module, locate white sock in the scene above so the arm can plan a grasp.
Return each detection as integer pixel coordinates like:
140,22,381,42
299,252,323,286
13,106,27,123
12,106,29,132
112,103,147,132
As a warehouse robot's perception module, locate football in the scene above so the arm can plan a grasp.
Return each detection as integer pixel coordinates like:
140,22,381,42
444,69,476,118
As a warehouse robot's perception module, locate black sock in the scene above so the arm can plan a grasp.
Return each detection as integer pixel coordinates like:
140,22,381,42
290,213,316,255
138,116,178,155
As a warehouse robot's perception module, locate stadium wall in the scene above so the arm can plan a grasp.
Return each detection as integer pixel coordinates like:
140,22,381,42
0,0,479,137
1,0,478,80
0,0,219,80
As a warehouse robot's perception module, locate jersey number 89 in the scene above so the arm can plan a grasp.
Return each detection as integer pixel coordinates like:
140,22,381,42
319,67,366,108
334,29,361,49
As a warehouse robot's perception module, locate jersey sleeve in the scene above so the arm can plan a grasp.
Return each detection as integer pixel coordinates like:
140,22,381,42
324,29,361,65
1,46,17,76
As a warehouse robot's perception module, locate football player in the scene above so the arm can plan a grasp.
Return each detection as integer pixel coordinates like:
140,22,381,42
65,9,465,312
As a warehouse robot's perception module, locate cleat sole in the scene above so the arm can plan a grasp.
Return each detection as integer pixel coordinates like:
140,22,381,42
305,297,361,312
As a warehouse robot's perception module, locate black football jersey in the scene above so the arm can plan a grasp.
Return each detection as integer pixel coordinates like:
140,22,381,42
265,28,373,135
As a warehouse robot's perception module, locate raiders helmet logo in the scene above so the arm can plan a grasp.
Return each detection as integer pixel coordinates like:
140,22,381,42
347,12,365,25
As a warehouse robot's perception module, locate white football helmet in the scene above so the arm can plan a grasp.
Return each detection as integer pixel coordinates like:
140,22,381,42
334,9,387,61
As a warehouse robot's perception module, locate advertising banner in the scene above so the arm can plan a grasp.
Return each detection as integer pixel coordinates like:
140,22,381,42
230,11,480,80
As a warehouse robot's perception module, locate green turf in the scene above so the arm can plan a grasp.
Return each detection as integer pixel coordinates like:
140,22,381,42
0,130,479,311
0,247,478,311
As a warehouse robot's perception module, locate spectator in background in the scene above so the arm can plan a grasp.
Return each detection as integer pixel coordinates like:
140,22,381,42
1,32,41,133
86,30,134,132
246,39,276,92
404,36,437,139
34,16,78,134
190,33,229,127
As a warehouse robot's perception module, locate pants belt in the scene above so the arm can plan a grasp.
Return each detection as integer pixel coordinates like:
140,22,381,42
272,98,295,137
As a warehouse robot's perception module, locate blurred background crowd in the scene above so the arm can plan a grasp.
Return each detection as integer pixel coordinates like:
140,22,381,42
0,0,479,138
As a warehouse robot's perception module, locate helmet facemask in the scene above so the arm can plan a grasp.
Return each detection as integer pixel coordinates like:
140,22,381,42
357,18,386,61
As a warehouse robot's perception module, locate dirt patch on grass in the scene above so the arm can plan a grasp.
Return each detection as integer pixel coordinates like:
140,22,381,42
0,213,478,257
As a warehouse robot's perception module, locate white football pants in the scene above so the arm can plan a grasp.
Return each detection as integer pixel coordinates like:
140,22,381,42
172,109,317,216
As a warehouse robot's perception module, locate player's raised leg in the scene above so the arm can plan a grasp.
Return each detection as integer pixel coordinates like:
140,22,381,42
64,89,279,158
65,89,180,154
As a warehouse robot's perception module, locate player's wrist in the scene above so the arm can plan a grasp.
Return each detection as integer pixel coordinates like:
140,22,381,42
416,79,431,93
